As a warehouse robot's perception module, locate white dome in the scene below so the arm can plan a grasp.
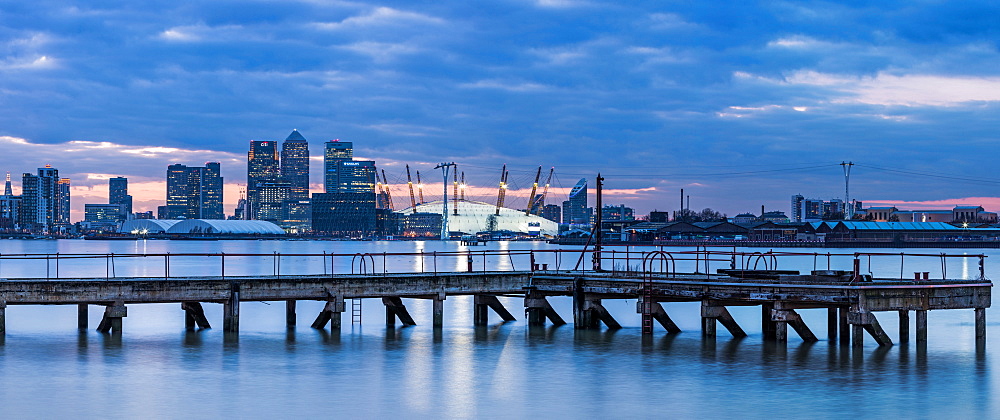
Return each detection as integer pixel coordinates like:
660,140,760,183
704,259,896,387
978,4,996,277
119,219,181,233
166,219,286,235
398,200,558,236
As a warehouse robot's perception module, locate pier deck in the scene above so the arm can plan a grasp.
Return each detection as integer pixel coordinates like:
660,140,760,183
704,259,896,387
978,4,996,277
0,249,989,348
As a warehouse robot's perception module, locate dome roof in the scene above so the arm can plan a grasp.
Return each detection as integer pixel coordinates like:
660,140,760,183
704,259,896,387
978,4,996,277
166,219,286,235
119,219,181,233
398,200,558,235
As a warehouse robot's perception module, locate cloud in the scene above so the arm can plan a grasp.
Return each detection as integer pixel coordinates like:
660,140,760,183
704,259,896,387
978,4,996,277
313,7,445,30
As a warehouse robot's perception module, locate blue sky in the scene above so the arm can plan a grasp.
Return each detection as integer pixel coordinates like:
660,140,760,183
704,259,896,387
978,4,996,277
3,0,1000,219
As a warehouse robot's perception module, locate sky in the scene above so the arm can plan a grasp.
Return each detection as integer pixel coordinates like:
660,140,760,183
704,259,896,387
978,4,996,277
3,0,1000,221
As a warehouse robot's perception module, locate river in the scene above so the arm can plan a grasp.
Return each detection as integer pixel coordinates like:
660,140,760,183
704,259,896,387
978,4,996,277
0,240,993,418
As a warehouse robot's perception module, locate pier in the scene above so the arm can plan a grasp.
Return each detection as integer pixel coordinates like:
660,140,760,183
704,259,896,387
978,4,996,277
0,249,988,348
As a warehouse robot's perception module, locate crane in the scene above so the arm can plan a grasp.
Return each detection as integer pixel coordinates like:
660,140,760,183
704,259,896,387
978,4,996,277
416,170,425,204
525,166,542,216
495,164,508,216
381,169,395,211
405,165,417,213
534,167,554,216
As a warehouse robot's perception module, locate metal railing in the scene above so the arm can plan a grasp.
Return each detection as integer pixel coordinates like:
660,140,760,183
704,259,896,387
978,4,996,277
0,249,986,282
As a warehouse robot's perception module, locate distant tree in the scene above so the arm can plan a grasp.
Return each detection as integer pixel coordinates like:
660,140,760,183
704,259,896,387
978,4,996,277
698,208,727,222
852,213,874,221
888,214,900,222
673,208,699,222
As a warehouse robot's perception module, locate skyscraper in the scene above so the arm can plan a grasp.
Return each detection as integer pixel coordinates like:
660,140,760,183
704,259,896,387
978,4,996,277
109,176,132,221
248,140,279,217
166,162,223,219
56,178,70,226
324,140,353,192
19,165,66,232
281,130,310,201
334,160,376,193
561,178,591,228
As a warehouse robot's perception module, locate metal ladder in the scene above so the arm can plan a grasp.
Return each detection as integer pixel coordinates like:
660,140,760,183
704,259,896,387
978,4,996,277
352,299,362,325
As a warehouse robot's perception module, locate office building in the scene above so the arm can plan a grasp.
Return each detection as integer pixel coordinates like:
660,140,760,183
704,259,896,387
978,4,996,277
540,204,561,223
166,162,223,219
109,176,132,221
253,180,291,223
561,178,592,228
84,203,124,232
324,140,353,192
281,130,310,201
248,140,279,216
311,192,376,237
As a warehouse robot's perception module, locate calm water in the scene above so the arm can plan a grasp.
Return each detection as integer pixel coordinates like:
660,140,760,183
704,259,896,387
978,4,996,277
0,240,995,418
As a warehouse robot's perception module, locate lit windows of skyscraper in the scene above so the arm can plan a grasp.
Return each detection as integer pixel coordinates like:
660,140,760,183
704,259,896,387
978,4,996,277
248,140,279,215
166,162,223,219
324,140,353,193
561,178,591,229
281,130,310,201
109,176,132,221
19,165,67,232
335,160,376,193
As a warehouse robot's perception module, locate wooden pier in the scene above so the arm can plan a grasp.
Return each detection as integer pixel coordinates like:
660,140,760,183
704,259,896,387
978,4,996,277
0,250,989,348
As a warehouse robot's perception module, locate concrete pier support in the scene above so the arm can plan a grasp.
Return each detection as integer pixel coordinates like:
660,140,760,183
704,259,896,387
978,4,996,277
0,301,5,335
839,307,850,346
580,299,621,330
286,300,296,328
916,310,928,342
432,295,445,328
637,299,681,334
761,303,776,340
181,302,212,330
976,308,986,342
311,297,345,331
827,308,837,341
524,291,566,327
97,303,126,334
223,283,240,333
78,304,88,329
899,310,909,344
772,308,818,343
383,297,417,327
849,311,893,347
701,302,747,338
473,295,516,325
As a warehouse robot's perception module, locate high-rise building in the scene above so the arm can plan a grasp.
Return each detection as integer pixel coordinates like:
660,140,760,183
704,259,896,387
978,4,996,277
333,160,376,193
790,195,804,222
109,176,132,221
166,162,223,219
540,204,561,224
253,179,291,223
56,178,70,225
19,165,66,232
3,172,11,196
324,140,353,192
281,130,310,201
561,178,591,228
248,140,279,216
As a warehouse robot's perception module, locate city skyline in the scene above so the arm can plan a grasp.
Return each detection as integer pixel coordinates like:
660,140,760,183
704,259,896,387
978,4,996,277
3,2,1000,220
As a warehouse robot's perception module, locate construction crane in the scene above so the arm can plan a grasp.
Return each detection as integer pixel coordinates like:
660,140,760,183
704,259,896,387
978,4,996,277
494,164,508,216
452,164,459,216
381,169,395,211
525,166,542,216
405,165,417,213
375,169,387,209
416,170,425,204
460,172,466,201
532,167,554,216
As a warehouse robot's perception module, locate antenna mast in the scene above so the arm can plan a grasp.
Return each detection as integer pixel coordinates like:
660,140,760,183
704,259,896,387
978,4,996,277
841,161,854,220
381,169,394,211
416,171,425,204
405,165,417,213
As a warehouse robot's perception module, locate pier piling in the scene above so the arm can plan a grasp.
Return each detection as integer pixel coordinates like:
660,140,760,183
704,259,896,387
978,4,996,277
286,300,296,328
916,310,928,342
78,304,88,329
383,297,416,327
473,295,516,325
899,310,909,344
